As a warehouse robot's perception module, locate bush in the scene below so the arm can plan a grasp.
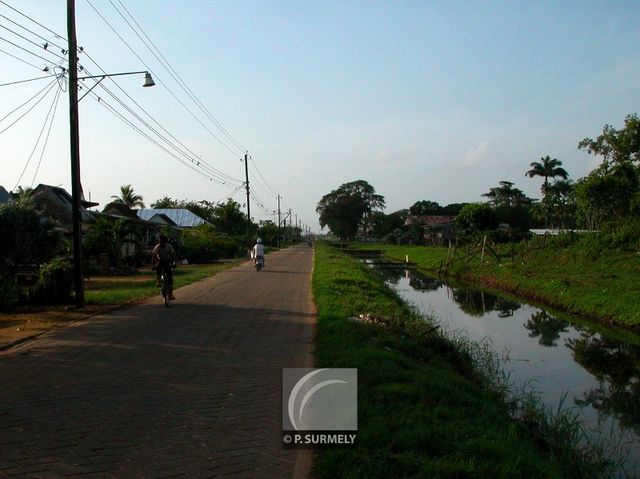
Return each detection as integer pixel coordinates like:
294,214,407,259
34,258,74,305
181,225,242,263
0,275,18,310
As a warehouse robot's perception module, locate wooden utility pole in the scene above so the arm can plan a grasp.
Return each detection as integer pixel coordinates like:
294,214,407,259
68,0,84,307
277,194,281,248
244,152,251,246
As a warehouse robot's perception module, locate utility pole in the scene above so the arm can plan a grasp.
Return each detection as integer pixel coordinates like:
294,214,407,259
289,208,292,244
67,0,84,308
277,194,281,248
243,151,251,246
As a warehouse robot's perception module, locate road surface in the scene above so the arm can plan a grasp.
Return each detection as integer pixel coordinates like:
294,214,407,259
0,245,315,478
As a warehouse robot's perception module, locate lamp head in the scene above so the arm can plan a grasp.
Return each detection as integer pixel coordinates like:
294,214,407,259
143,72,155,87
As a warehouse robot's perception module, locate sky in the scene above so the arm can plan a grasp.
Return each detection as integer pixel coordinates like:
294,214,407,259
1,1,639,232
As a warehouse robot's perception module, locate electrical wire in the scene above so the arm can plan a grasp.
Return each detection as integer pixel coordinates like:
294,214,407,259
0,1,67,43
0,78,57,135
86,89,237,187
0,45,44,71
31,84,62,187
0,73,56,87
0,23,68,63
111,0,246,154
12,82,61,190
250,157,279,196
84,0,244,161
0,11,67,54
0,34,63,69
79,60,243,185
82,71,242,186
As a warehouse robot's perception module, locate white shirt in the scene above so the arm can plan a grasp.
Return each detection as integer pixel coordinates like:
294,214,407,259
253,243,265,258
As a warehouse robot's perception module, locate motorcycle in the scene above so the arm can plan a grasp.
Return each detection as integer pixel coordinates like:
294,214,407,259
255,256,264,272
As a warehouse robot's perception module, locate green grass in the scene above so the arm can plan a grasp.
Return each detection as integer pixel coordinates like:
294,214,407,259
84,262,240,305
313,242,580,478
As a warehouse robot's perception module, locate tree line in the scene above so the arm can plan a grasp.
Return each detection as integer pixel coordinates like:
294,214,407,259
317,114,640,243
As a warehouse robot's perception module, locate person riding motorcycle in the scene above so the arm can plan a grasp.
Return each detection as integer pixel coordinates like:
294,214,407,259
152,234,176,299
252,238,265,267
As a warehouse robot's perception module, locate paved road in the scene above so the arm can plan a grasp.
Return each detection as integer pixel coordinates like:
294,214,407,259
0,245,315,478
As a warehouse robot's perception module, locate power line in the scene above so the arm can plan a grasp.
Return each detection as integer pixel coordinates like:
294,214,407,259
31,84,63,187
0,1,67,43
0,23,68,63
80,59,243,185
0,34,63,69
0,73,56,87
111,0,246,154
80,69,243,186
0,46,45,71
84,0,244,161
0,11,67,54
0,78,57,135
250,157,279,196
12,82,61,189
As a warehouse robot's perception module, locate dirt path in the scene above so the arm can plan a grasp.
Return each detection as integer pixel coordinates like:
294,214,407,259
0,245,315,478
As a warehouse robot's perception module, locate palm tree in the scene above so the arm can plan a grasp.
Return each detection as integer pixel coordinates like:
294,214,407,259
525,156,569,196
526,157,569,228
110,184,145,209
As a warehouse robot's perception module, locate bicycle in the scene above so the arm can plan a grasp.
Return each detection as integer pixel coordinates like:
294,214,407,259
159,262,174,308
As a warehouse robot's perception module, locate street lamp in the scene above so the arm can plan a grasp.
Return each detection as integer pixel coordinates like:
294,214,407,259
67,0,155,307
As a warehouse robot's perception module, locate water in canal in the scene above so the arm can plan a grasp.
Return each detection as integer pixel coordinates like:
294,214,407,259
363,256,640,475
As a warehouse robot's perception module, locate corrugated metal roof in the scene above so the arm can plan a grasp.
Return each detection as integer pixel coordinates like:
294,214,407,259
137,209,208,228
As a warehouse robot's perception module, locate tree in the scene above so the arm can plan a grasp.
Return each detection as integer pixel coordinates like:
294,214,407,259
482,181,531,208
578,113,640,167
316,180,385,241
369,211,405,240
544,179,576,229
454,203,497,236
526,157,569,227
151,196,180,209
409,200,442,216
211,199,248,237
111,184,145,209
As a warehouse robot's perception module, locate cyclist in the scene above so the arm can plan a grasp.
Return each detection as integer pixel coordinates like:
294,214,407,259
152,234,176,299
252,237,265,267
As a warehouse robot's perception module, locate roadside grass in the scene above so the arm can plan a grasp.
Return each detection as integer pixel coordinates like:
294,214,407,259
85,262,240,305
312,242,596,478
354,241,640,328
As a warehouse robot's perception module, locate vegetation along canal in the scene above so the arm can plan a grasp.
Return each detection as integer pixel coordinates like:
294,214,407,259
361,252,640,474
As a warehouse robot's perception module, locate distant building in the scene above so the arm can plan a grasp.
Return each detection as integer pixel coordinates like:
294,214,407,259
0,186,11,204
136,208,209,228
31,184,99,233
404,215,457,246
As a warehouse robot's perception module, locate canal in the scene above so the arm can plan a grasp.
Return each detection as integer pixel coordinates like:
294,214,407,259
362,254,640,475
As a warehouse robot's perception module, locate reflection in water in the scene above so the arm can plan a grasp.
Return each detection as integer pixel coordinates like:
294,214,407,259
451,289,520,318
568,333,640,435
364,260,640,470
524,310,569,347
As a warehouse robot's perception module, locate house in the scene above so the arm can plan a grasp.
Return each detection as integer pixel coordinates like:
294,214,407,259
405,215,457,246
0,186,11,204
31,184,99,233
136,208,209,228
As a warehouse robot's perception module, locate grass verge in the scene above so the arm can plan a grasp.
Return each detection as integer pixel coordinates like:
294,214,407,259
312,242,614,478
85,262,240,305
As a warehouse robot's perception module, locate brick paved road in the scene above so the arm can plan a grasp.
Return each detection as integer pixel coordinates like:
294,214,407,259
0,245,315,478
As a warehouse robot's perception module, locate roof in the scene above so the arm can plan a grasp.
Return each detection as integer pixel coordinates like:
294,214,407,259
102,202,140,219
405,215,456,227
136,209,208,228
0,186,11,204
31,184,98,231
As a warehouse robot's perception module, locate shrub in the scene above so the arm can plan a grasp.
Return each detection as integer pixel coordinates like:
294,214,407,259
0,275,18,310
181,225,242,263
34,258,74,305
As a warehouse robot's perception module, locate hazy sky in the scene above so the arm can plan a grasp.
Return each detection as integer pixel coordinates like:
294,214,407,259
1,1,639,232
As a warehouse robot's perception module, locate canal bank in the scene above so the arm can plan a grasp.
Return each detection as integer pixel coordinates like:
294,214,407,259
312,242,616,478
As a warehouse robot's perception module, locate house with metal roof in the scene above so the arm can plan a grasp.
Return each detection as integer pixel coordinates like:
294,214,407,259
136,209,209,228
